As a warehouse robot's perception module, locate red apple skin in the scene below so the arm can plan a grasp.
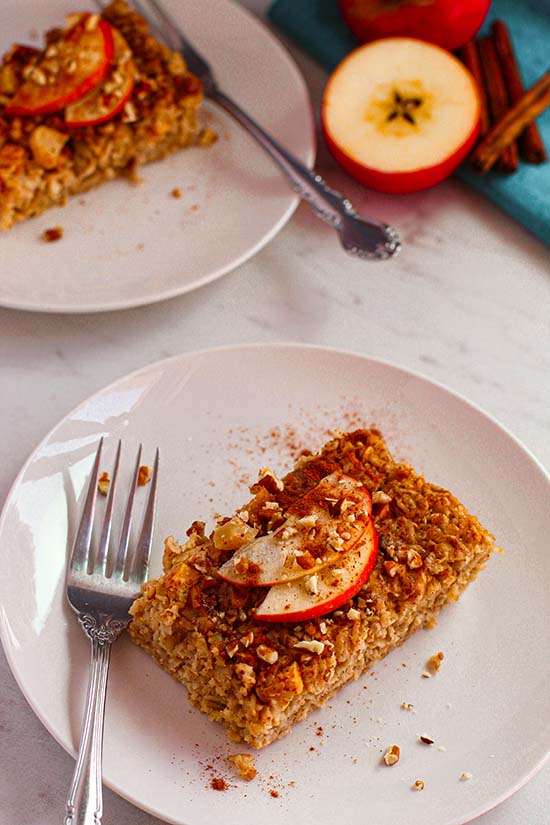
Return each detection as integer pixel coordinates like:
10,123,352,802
65,29,135,127
5,17,114,116
322,113,480,194
253,521,379,624
339,0,491,53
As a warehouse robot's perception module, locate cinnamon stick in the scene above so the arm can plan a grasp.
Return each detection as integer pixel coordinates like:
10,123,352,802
477,36,519,173
457,40,490,138
492,20,547,163
471,71,550,174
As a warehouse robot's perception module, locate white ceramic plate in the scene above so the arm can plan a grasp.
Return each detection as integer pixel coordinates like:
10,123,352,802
0,1,314,313
1,344,550,825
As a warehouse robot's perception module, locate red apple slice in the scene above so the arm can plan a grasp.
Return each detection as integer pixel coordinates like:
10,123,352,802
339,0,491,54
5,14,114,117
65,27,135,127
321,37,480,194
218,472,372,587
254,519,378,623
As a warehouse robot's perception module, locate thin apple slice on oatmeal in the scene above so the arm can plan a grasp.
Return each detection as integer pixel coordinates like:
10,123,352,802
218,472,372,587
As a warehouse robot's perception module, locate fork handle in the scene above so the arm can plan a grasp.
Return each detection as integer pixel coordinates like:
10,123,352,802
211,89,400,260
64,638,111,825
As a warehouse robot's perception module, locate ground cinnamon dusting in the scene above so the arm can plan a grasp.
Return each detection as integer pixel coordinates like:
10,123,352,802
210,777,228,791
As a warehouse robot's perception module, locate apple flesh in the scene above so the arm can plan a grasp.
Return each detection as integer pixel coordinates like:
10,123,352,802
218,472,372,587
254,520,378,623
65,27,135,127
321,37,480,194
5,14,114,116
339,0,491,53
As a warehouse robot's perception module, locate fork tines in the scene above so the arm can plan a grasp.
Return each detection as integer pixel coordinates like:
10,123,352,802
70,439,159,585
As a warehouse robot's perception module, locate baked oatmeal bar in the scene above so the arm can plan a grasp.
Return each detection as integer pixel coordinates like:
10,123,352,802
0,0,214,229
129,429,496,748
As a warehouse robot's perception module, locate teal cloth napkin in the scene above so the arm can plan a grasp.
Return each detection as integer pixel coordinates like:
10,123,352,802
268,0,550,245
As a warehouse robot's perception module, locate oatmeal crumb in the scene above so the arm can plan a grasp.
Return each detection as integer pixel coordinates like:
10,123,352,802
138,465,152,486
421,671,431,679
427,651,444,672
98,471,110,496
347,607,360,621
460,771,473,781
171,187,182,198
412,779,425,791
383,744,400,766
401,702,416,712
227,753,256,781
42,226,63,242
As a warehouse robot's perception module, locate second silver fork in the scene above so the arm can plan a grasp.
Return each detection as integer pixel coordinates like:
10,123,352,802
64,439,159,825
95,0,401,260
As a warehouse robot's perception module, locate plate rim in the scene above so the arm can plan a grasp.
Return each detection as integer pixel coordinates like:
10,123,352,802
0,0,316,314
1,341,549,825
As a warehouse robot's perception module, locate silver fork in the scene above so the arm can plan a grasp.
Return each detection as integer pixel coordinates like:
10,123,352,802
64,439,159,825
95,0,400,260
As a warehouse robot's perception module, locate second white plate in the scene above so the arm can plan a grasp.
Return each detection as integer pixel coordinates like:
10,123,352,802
0,0,314,313
1,344,550,825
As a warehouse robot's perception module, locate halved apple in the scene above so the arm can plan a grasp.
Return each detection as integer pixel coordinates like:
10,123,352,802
5,14,114,117
65,27,135,127
254,519,378,623
321,37,480,194
218,472,372,587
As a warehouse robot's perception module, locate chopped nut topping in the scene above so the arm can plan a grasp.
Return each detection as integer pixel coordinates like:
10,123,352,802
240,631,254,648
383,744,400,766
84,13,100,31
227,753,257,782
319,621,327,634
137,465,152,486
296,551,316,570
293,640,325,655
427,651,444,672
98,471,110,496
304,574,319,596
346,607,360,621
406,548,423,569
213,517,257,551
384,560,401,578
226,642,239,659
372,490,392,505
257,644,278,665
412,780,425,791
297,514,318,528
257,466,284,493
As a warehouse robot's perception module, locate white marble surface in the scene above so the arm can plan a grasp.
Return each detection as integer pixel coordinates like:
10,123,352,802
1,1,549,823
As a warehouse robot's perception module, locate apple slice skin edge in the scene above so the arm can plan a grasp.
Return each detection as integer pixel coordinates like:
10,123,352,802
253,520,379,624
5,18,115,117
65,30,136,127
